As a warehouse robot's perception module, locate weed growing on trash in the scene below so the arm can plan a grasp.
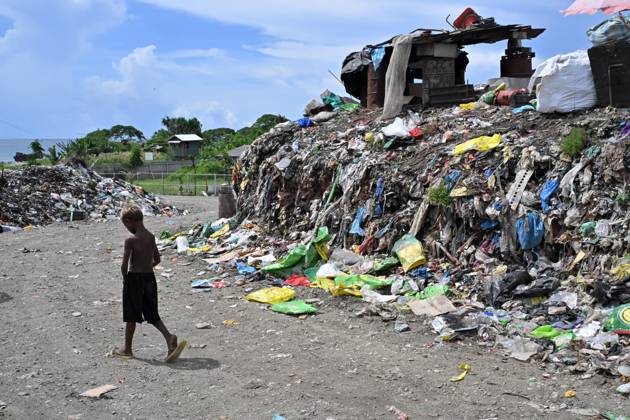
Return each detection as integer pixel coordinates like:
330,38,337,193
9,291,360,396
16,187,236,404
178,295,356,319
560,127,586,157
427,184,453,207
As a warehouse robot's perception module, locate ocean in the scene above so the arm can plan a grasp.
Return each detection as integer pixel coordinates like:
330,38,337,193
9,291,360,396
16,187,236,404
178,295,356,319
0,139,69,163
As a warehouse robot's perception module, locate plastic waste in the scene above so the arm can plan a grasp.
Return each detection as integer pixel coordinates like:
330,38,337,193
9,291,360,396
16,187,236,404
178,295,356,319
552,332,576,349
316,263,346,279
529,325,563,339
297,117,314,128
176,236,189,254
417,284,449,300
539,178,559,213
349,206,366,236
548,291,578,309
1,225,23,233
590,332,619,350
335,274,392,289
576,321,601,339
499,337,541,361
449,362,471,382
616,383,630,395
271,300,317,315
361,286,397,304
604,304,630,334
516,211,544,250
392,234,427,272
245,287,295,305
283,274,310,287
305,226,332,267
611,259,630,280
381,117,414,137
262,245,306,273
236,262,256,275
452,134,501,156
580,221,597,236
595,219,611,237
587,16,630,46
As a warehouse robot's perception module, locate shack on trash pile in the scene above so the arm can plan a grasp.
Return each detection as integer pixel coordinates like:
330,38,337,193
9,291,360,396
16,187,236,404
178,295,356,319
341,7,544,116
168,134,203,159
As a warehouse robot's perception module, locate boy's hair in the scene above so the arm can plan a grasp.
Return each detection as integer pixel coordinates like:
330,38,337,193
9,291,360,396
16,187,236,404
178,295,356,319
121,205,143,222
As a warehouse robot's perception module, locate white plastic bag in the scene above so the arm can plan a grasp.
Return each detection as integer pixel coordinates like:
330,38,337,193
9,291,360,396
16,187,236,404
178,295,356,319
528,51,596,113
176,236,189,254
381,117,413,137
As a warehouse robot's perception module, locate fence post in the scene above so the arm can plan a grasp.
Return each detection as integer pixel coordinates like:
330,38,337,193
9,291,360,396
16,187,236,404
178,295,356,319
162,173,165,195
213,174,217,195
194,174,197,196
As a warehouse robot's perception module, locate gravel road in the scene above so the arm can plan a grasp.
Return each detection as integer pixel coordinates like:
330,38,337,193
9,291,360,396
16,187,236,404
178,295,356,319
0,196,627,419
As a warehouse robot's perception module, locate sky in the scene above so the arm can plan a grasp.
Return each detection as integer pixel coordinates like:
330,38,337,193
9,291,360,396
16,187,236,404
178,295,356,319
0,0,608,139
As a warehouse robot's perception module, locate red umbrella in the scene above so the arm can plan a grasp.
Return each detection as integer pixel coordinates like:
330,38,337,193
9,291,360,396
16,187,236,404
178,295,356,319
563,0,630,15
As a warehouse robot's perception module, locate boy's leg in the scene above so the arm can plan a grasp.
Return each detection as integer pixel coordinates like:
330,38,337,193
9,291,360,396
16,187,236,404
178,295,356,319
114,322,135,356
151,319,177,353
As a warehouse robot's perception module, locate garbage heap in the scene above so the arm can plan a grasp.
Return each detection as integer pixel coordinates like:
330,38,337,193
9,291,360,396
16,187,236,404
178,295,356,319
0,162,181,227
214,104,630,380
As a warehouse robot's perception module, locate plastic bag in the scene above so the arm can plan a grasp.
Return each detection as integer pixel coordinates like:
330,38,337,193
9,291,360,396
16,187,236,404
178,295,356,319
284,274,310,287
316,263,346,278
453,134,501,156
176,236,189,253
529,325,562,339
271,300,318,315
349,207,366,237
246,287,295,304
417,284,449,300
516,211,544,250
604,304,630,335
529,51,596,113
305,226,332,267
587,16,630,46
540,178,559,213
334,274,392,290
262,245,306,272
297,117,314,128
381,117,414,137
392,234,427,272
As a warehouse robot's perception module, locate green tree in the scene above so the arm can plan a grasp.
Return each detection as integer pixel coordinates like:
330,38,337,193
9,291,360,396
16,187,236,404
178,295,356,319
129,144,143,168
30,139,44,158
110,125,145,142
47,145,60,164
161,117,202,135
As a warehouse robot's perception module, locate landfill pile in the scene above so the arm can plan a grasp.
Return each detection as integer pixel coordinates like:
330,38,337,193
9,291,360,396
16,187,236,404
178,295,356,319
160,103,630,388
0,162,181,227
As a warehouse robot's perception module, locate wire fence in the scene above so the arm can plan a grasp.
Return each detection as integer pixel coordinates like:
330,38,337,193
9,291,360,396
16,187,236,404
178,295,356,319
101,172,232,196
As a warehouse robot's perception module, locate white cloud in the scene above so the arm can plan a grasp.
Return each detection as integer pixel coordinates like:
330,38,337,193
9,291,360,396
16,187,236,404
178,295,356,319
168,48,225,59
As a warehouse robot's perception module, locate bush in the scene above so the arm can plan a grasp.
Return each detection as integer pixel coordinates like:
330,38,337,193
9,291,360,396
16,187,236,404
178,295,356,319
427,184,453,207
129,144,143,168
560,127,586,157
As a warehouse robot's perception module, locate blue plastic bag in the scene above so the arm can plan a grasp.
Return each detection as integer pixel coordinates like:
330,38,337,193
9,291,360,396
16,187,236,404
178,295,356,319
371,47,386,71
374,177,384,216
587,16,630,47
349,206,366,237
297,117,314,127
516,212,544,250
540,178,559,213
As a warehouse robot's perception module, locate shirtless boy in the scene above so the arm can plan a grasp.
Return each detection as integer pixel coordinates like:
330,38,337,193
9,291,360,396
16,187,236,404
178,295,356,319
112,205,186,362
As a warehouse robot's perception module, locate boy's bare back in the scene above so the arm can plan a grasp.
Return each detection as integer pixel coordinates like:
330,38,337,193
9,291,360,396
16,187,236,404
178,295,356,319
125,229,160,273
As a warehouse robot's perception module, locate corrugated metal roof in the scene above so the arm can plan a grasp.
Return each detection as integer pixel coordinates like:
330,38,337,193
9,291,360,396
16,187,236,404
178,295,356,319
167,134,203,143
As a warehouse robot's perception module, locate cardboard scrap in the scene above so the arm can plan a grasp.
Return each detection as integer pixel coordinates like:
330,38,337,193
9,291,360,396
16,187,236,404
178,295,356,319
408,295,456,316
80,384,117,398
203,251,239,265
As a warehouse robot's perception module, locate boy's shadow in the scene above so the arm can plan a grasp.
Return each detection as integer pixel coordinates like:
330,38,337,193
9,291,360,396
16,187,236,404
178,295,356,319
136,357,220,371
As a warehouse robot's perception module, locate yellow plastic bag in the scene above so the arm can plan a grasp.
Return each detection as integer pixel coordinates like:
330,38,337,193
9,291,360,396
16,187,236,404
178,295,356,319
449,187,475,197
611,261,630,280
210,224,230,238
188,244,211,253
459,102,478,111
392,234,427,273
453,134,501,156
245,287,295,304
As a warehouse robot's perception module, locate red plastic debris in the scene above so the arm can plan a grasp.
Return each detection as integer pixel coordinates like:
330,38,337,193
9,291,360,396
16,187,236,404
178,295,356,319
284,274,310,287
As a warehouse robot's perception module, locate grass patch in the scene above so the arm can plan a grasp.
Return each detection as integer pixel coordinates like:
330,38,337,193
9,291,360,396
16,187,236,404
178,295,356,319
560,128,586,157
427,184,453,207
131,174,230,196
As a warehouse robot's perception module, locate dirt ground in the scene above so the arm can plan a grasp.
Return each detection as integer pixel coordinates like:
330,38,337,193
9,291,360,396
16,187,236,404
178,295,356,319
0,195,628,419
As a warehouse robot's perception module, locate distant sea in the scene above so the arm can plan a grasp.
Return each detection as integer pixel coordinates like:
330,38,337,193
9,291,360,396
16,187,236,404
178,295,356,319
0,138,70,163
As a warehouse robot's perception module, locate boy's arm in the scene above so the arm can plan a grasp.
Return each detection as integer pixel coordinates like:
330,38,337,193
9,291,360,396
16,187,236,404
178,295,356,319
121,238,132,282
152,240,161,267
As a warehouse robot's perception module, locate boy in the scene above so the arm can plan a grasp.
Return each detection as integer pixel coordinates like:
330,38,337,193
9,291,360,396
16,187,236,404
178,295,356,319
112,205,186,362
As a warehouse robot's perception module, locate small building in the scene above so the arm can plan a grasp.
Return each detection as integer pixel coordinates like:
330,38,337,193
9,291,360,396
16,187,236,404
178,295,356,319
168,134,203,159
228,145,249,161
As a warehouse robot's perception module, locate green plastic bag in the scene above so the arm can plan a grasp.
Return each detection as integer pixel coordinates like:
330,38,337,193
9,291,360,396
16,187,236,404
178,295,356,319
322,92,344,109
529,325,562,339
552,332,576,349
392,234,427,272
373,257,400,273
159,231,172,240
334,274,392,290
305,227,332,267
418,284,448,299
262,245,306,272
604,303,630,334
271,299,318,315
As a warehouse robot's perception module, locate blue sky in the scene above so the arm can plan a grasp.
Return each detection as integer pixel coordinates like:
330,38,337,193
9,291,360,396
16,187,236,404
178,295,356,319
0,0,607,139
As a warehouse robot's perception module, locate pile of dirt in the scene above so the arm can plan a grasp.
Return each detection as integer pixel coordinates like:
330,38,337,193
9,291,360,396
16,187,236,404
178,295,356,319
0,162,181,227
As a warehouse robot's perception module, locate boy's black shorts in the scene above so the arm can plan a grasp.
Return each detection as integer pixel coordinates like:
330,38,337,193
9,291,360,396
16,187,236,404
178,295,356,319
123,272,160,324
